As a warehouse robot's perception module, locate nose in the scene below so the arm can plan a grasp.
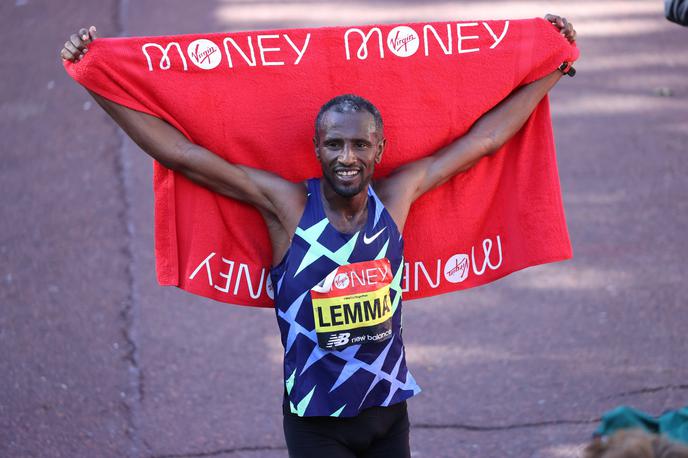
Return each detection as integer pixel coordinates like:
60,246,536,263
338,143,356,165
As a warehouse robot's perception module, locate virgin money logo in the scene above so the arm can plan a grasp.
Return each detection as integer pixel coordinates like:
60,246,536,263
444,254,470,283
334,273,350,289
187,39,221,69
387,26,419,57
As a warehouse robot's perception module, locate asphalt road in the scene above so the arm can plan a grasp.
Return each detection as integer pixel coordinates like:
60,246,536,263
1,1,686,457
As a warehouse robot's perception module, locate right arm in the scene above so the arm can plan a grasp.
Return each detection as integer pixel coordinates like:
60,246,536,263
61,27,305,263
88,90,300,214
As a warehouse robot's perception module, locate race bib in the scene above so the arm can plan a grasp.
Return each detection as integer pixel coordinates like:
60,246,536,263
311,259,394,350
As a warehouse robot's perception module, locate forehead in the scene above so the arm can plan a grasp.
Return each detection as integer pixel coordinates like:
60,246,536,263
318,109,378,139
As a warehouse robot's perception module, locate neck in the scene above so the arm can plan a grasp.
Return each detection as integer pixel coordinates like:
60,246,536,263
320,179,369,233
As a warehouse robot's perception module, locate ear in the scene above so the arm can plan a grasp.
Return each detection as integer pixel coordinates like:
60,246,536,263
375,138,386,164
313,136,320,160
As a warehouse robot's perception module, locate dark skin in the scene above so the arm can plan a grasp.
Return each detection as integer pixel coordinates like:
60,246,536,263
61,18,576,266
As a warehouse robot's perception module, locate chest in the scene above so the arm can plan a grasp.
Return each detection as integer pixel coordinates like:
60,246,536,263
321,205,369,235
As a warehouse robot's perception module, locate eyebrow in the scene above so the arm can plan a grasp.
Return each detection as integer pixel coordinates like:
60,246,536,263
323,136,373,144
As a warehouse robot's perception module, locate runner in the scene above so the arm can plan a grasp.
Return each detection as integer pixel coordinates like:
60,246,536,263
60,15,576,457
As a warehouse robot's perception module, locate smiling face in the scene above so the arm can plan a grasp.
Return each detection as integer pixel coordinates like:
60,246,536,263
314,108,385,198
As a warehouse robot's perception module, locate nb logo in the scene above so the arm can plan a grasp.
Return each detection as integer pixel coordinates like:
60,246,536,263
326,332,351,348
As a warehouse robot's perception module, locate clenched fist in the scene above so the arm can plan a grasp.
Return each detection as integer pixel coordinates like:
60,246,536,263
60,26,98,62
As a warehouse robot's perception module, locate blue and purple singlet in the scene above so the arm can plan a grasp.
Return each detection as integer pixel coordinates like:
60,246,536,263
270,178,421,418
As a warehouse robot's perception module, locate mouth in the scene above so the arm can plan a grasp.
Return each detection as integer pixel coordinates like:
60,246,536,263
334,169,361,180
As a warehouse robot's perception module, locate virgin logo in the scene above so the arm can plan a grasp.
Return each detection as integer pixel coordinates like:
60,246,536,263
387,26,419,57
334,273,350,289
187,39,222,69
442,235,503,284
444,254,469,283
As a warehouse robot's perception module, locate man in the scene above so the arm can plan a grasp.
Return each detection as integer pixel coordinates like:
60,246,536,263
61,15,576,458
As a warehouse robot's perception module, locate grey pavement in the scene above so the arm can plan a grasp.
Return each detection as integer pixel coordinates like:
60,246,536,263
1,1,686,457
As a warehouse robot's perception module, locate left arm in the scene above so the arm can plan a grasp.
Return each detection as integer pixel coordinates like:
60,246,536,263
400,69,562,196
378,70,563,231
377,14,576,231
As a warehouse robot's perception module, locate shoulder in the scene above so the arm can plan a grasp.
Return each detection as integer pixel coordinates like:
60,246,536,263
371,173,417,233
373,158,430,207
268,178,309,219
260,179,309,265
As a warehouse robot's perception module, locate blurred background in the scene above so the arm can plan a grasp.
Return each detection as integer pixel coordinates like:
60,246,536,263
1,1,686,457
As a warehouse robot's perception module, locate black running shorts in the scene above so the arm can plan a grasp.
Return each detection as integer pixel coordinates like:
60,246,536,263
283,401,410,458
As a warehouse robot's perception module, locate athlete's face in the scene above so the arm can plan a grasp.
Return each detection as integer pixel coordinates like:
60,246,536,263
314,109,385,198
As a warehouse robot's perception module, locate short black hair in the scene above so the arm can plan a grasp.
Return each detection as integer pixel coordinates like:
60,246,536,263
314,94,384,139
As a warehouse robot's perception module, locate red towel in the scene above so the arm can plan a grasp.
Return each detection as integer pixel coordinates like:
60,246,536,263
65,18,578,307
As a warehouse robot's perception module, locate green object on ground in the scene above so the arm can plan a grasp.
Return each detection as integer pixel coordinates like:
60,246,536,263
595,406,688,445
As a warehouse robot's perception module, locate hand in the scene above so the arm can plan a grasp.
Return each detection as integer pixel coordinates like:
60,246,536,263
60,26,98,62
544,14,576,42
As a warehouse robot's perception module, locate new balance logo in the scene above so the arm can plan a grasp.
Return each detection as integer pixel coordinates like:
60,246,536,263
326,332,351,348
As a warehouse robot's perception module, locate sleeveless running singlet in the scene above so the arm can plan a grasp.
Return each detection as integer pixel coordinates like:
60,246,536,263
271,178,421,418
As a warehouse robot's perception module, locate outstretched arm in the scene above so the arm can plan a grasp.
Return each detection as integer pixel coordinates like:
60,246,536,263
61,27,306,263
87,90,301,212
377,15,576,231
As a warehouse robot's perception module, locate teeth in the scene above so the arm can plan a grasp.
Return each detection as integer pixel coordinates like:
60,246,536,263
336,170,359,177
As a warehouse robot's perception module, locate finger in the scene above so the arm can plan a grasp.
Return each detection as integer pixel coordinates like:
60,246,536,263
78,28,90,44
64,40,81,59
566,23,574,40
89,25,98,40
60,47,75,61
563,22,575,41
69,33,86,52
544,13,557,23
558,17,568,30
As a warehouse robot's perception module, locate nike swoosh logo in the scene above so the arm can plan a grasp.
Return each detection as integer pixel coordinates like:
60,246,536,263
363,227,386,244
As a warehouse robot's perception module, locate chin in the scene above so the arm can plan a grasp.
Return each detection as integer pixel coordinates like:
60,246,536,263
333,182,364,198
323,172,369,198
338,178,370,197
